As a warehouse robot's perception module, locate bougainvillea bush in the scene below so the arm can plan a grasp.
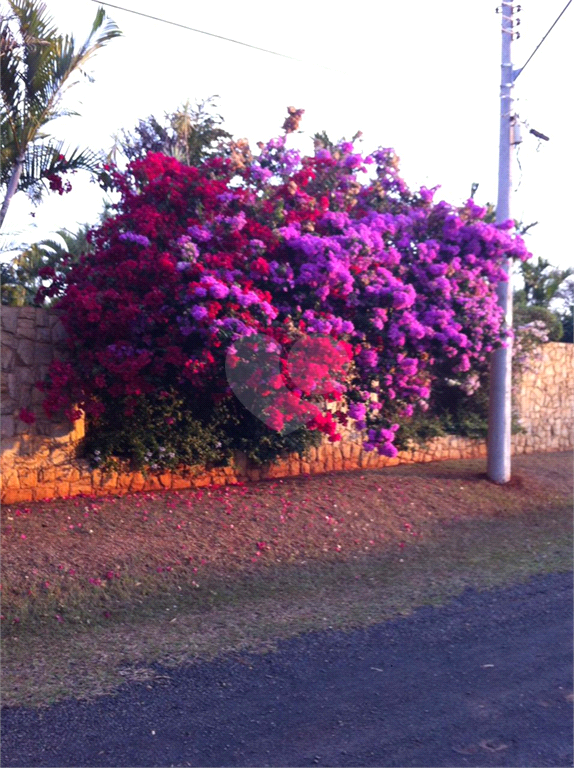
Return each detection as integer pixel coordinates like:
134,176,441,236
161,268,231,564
37,114,530,470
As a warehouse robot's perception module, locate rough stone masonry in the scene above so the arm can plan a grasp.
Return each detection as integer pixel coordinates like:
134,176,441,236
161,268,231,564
1,307,572,504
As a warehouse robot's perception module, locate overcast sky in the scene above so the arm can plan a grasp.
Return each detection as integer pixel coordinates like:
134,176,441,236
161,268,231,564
2,0,573,271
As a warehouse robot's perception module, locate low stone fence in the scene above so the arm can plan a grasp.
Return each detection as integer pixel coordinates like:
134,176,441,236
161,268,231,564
1,307,572,504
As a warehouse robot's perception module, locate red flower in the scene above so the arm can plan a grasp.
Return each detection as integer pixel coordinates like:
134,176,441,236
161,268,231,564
18,407,36,424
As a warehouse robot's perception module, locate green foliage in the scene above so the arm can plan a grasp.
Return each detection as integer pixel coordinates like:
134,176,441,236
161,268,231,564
394,375,525,451
0,0,120,226
208,396,324,467
555,277,574,344
514,303,563,342
514,256,574,309
394,378,490,449
82,389,324,473
1,221,96,306
82,389,229,473
1,261,26,305
560,311,573,344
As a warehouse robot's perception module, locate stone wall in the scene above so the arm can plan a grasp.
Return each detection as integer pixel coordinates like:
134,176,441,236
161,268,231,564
1,306,572,504
512,342,573,455
1,307,85,503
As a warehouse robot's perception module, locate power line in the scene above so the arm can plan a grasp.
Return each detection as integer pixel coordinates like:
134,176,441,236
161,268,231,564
514,0,572,80
91,0,341,73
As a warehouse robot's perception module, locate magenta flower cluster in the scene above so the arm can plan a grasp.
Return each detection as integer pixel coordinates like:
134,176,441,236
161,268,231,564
40,117,531,461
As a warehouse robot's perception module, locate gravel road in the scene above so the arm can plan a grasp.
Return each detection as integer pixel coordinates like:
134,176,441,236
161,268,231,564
2,571,572,767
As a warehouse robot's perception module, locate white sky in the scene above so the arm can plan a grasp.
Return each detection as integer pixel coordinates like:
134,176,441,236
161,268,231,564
2,0,573,271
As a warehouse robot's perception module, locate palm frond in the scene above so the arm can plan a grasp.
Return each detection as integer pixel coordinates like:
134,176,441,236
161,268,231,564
42,9,121,122
18,139,103,198
0,1,120,225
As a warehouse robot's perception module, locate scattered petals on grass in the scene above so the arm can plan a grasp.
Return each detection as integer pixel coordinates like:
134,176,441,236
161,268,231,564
1,454,572,631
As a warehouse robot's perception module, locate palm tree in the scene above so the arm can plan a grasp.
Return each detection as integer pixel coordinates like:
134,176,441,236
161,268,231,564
114,97,231,167
0,1,121,229
1,214,109,305
515,256,574,309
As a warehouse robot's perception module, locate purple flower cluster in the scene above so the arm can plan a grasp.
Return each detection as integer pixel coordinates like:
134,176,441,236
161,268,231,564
223,135,531,454
118,232,150,247
85,128,531,458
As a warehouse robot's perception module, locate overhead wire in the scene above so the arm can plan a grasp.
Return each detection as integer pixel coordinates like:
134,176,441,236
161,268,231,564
514,0,572,79
90,0,342,73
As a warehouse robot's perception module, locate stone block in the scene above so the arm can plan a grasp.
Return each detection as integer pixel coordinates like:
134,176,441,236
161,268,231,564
1,308,18,334
15,338,34,366
1,414,14,438
350,443,361,460
53,482,70,499
18,470,37,489
37,465,57,484
1,347,15,371
170,475,194,491
17,307,37,321
288,457,301,475
50,448,71,466
158,472,173,489
116,473,133,490
71,417,85,441
1,331,17,350
16,366,38,387
128,472,145,493
32,486,55,501
16,319,36,341
58,466,80,483
2,487,31,504
51,320,67,344
193,474,214,487
138,474,160,491
3,470,20,489
34,343,53,365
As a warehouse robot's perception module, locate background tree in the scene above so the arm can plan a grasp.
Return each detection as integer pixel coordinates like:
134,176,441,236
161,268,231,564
555,277,574,343
0,260,25,304
0,202,115,306
512,256,573,342
0,0,120,228
468,184,570,342
1,223,92,305
513,256,574,308
112,97,231,167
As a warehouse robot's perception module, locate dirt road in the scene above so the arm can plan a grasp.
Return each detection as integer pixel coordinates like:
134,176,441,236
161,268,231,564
2,571,572,767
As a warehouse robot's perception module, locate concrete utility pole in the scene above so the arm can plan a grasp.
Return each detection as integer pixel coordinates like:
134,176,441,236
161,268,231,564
487,1,520,484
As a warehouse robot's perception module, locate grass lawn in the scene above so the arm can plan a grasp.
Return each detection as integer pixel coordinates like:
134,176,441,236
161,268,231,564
2,450,572,708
